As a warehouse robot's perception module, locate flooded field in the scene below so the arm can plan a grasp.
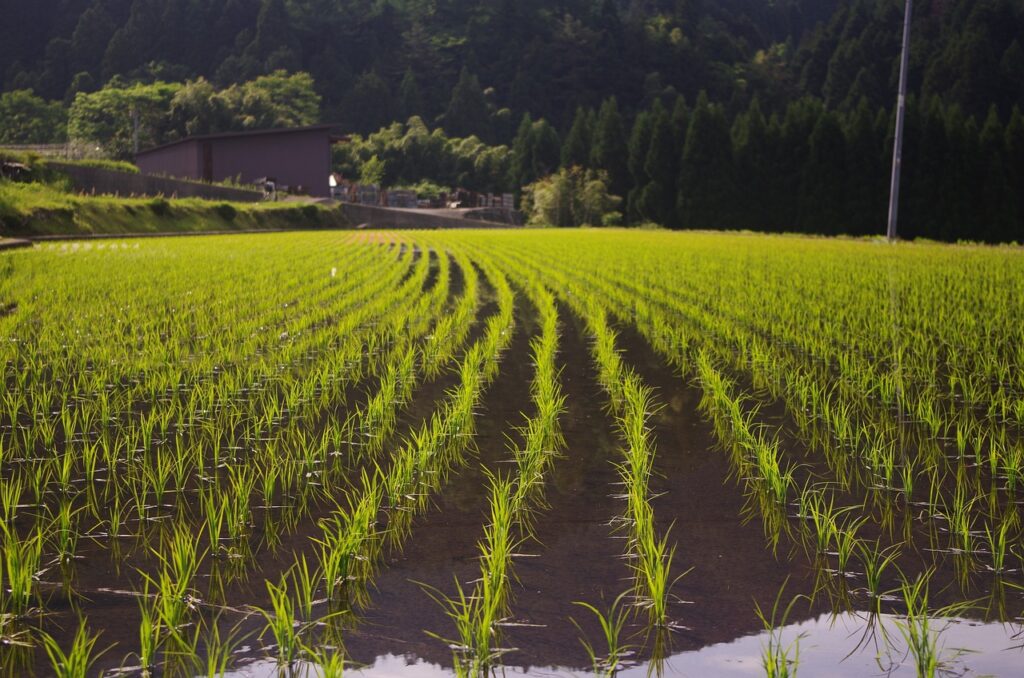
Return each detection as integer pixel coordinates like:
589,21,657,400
0,230,1022,677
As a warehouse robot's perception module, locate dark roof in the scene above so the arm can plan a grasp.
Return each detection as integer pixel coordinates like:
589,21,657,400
135,124,348,157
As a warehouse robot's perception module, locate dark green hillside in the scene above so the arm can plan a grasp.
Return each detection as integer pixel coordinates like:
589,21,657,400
2,0,1023,241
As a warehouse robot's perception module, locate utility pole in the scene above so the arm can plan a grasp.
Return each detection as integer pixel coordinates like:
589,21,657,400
886,0,912,241
131,105,140,156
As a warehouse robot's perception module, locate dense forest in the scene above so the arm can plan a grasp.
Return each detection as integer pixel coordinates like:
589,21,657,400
1,0,1023,240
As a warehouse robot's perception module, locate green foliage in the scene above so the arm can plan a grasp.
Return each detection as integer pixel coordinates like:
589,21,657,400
148,197,171,216
65,71,319,159
335,118,512,193
219,70,320,130
359,154,386,186
0,90,67,144
214,202,237,221
523,166,620,227
62,158,140,174
68,80,182,159
443,67,489,140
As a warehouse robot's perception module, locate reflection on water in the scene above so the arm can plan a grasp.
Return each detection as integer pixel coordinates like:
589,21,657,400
219,612,1024,677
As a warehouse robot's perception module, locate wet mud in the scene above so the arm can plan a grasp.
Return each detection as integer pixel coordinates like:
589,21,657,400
343,289,538,666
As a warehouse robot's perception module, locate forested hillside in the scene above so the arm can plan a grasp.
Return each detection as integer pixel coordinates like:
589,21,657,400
2,0,1023,240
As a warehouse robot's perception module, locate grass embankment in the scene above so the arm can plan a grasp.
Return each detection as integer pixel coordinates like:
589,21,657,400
0,152,349,237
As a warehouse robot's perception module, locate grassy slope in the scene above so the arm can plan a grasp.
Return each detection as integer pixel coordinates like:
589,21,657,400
0,180,350,237
0,151,350,237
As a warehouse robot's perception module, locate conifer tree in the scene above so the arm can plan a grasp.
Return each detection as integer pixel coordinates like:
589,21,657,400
626,109,652,222
444,66,489,139
731,96,769,230
590,97,629,202
678,92,735,230
561,106,594,168
510,112,535,190
1004,106,1024,239
799,110,846,233
843,97,886,236
637,100,677,226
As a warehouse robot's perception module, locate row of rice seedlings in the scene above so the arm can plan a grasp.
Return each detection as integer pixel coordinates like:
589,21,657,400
348,249,479,462
424,473,519,675
1,239,435,673
474,238,693,640
694,350,795,546
468,236,1015,634
567,290,683,632
494,235,1023,602
270,258,517,669
422,265,567,676
1,237,389,465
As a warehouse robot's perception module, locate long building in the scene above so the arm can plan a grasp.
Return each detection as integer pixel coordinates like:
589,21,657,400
134,125,345,198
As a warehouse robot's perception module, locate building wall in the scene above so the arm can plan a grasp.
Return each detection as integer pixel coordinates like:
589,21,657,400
135,141,200,179
210,130,331,197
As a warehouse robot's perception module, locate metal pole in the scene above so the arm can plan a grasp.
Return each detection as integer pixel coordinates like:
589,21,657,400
886,0,913,241
131,105,140,156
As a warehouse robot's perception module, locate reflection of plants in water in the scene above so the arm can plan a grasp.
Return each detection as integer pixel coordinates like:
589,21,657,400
891,570,973,678
856,541,901,613
420,576,510,677
571,592,636,677
895,571,941,678
754,582,806,678
195,618,251,678
258,575,307,669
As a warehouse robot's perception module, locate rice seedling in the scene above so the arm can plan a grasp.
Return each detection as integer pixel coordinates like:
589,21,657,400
0,524,42,618
570,592,635,676
421,576,509,677
856,541,902,612
754,583,806,678
2,229,1023,675
892,571,961,678
134,584,163,676
257,575,308,669
38,622,105,678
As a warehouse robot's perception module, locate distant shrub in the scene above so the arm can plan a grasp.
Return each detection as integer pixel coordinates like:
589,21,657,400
214,202,237,221
148,197,171,216
301,204,319,223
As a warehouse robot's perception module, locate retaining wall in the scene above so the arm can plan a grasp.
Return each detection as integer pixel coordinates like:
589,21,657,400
340,203,522,229
50,162,262,203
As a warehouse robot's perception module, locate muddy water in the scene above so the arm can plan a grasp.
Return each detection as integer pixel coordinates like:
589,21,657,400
494,305,629,668
611,321,829,647
342,289,538,665
10,258,496,677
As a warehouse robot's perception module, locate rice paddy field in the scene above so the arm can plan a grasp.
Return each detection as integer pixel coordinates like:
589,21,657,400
1,229,1023,677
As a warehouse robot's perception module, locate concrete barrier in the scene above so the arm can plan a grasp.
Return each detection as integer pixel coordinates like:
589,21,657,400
339,203,523,229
